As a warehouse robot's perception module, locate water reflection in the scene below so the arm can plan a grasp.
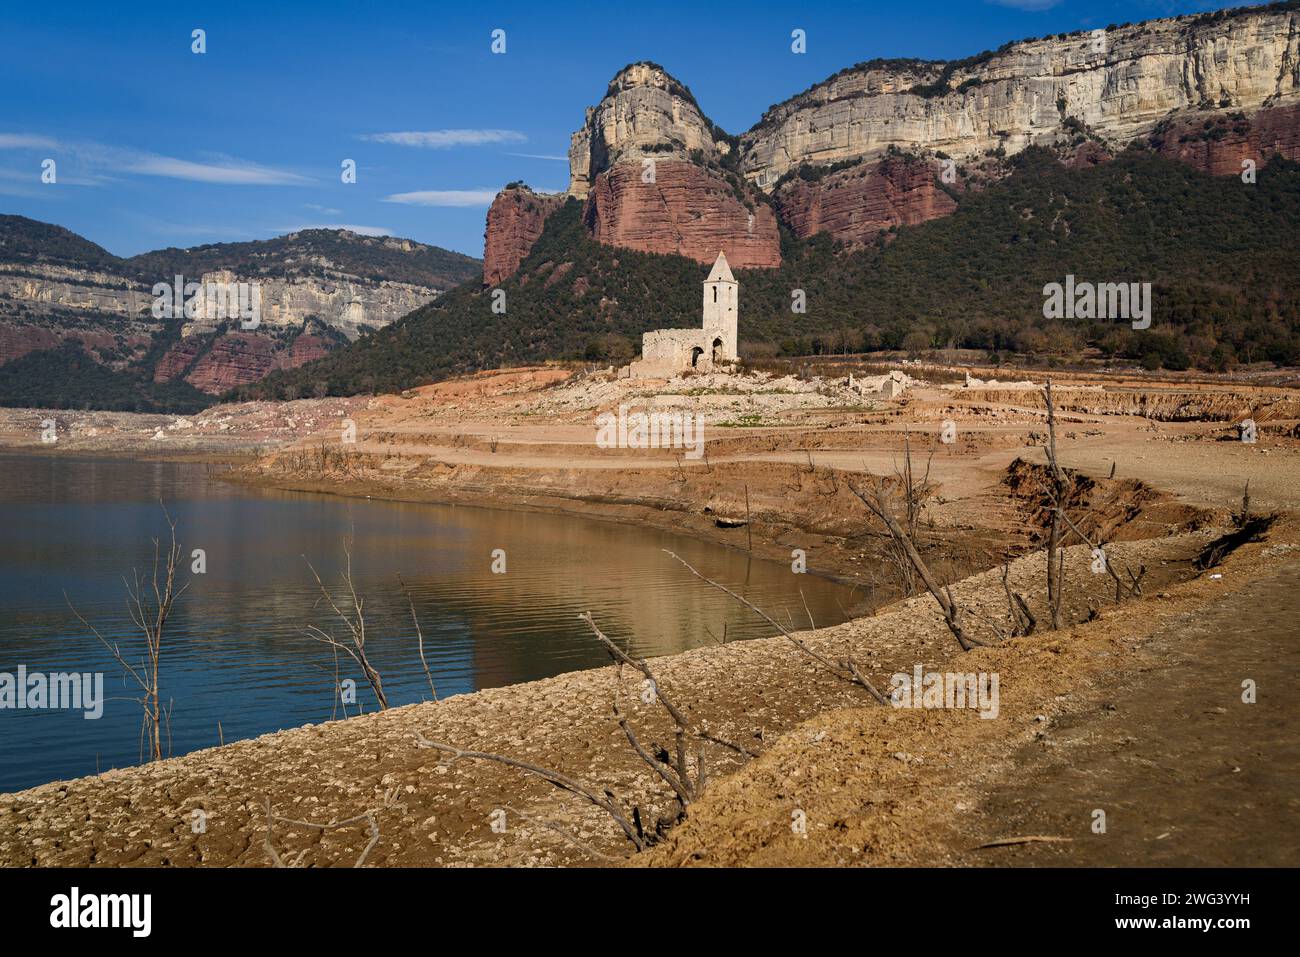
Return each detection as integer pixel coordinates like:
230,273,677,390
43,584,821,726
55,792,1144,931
0,453,862,791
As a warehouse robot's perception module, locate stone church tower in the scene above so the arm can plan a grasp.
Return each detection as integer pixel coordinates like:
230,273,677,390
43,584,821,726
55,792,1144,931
625,250,740,377
702,251,738,363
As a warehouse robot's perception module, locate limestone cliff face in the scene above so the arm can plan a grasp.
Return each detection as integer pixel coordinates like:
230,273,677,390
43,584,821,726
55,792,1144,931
567,62,725,198
0,264,149,318
483,187,567,285
583,162,781,269
482,6,1300,279
0,263,156,366
740,6,1300,186
0,223,475,400
179,268,435,340
773,156,959,246
561,62,780,268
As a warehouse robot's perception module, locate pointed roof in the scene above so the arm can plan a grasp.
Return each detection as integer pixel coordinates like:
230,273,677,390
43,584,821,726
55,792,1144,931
706,251,735,284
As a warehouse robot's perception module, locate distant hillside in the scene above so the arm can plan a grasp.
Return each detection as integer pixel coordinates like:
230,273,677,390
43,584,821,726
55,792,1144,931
0,341,211,413
238,148,1300,402
0,216,125,274
127,229,481,289
0,218,482,411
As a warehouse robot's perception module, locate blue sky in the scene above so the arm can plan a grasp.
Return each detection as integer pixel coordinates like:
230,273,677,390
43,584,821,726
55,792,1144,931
2,0,1239,259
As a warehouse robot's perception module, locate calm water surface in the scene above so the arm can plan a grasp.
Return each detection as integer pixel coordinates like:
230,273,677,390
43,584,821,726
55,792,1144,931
0,454,861,792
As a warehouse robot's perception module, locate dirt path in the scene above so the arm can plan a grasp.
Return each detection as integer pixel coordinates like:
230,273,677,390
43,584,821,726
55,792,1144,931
638,521,1300,867
962,558,1300,866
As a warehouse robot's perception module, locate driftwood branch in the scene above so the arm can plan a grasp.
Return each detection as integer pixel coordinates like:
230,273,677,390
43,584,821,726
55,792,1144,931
849,478,989,651
304,537,388,710
661,550,887,697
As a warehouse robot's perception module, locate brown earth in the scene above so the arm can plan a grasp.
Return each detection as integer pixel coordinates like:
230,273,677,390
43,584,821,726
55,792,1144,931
0,520,1291,867
1,361,1297,867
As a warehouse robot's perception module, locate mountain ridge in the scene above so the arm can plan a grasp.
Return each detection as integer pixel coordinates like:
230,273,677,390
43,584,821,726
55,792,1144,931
485,0,1300,276
0,218,481,408
239,148,1300,403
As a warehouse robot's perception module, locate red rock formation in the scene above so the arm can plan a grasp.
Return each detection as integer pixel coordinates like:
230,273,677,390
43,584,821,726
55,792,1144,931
1153,103,1300,176
582,161,781,269
1065,141,1113,169
774,156,957,246
0,324,68,365
483,188,565,286
284,334,334,367
152,338,205,382
153,331,339,394
178,334,279,393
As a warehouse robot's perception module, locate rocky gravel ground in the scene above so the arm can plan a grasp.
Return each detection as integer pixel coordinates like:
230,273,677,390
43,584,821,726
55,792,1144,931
0,529,1238,867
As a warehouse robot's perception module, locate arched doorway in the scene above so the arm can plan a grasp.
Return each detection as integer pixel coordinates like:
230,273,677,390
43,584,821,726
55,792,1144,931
690,346,704,368
711,337,724,364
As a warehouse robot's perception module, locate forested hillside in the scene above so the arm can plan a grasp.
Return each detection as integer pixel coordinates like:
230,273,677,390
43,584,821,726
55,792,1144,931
239,148,1300,400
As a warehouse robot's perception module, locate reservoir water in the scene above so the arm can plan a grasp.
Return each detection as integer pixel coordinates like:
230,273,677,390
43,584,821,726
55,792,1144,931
0,453,862,792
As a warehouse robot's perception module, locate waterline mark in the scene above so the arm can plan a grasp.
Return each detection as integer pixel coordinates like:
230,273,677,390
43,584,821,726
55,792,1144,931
0,666,104,719
889,665,999,720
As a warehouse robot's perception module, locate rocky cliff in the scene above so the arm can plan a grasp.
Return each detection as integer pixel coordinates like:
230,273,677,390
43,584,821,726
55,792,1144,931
1150,100,1300,174
583,161,781,268
567,63,782,269
0,217,482,404
178,268,438,340
567,63,725,198
153,328,338,394
483,187,567,285
740,4,1300,185
773,155,959,246
481,4,1300,285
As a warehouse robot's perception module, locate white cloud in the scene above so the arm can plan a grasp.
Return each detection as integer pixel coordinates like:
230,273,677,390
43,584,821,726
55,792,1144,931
985,0,1062,10
0,133,309,185
305,203,343,215
0,163,107,189
506,152,569,162
0,133,61,150
361,129,527,149
382,189,499,207
121,154,311,185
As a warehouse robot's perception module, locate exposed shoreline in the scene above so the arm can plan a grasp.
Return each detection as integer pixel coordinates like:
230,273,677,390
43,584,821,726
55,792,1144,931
2,521,1292,866
2,363,1297,865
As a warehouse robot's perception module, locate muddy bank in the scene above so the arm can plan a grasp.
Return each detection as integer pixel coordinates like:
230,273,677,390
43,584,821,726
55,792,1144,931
226,458,997,591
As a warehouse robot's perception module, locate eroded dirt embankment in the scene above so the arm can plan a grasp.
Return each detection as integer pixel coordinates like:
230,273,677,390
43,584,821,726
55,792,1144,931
1,516,1288,868
958,385,1300,423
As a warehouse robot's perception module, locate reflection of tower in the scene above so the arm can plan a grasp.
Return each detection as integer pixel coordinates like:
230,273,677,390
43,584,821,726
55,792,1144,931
701,251,737,362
